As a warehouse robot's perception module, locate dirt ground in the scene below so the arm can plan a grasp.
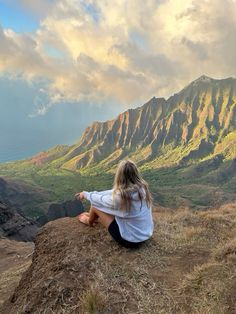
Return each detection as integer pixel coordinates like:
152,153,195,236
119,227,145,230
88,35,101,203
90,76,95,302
0,238,34,307
1,203,236,313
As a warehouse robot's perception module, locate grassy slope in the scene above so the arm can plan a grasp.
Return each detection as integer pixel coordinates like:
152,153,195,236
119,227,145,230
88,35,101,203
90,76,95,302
0,155,235,219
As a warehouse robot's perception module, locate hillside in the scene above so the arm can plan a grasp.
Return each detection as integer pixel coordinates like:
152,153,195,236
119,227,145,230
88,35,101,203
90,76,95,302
31,75,236,173
1,203,236,313
0,177,51,218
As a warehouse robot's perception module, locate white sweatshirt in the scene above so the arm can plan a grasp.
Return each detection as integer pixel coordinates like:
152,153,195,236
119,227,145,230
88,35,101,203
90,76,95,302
83,189,154,243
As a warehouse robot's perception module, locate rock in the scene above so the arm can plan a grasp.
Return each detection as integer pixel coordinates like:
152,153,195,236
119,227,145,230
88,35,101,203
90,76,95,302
0,201,38,242
0,217,156,314
1,204,236,314
36,199,84,226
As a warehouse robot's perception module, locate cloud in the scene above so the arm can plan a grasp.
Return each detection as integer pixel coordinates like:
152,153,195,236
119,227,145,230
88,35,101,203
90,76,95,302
1,0,236,112
20,0,57,18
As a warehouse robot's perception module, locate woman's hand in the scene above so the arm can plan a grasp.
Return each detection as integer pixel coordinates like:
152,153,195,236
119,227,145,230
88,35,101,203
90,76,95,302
74,191,85,201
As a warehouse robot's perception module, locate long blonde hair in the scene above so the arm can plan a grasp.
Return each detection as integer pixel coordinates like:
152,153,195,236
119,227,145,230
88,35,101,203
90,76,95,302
112,159,153,211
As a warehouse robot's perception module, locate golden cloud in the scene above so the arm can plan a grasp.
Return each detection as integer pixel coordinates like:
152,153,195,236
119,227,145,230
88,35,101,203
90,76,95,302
1,0,236,110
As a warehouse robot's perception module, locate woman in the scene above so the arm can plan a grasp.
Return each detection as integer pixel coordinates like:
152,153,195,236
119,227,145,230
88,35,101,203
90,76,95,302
75,159,153,248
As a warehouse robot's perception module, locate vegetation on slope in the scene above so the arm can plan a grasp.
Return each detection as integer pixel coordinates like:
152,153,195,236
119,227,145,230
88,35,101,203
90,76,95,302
0,155,236,219
48,76,236,172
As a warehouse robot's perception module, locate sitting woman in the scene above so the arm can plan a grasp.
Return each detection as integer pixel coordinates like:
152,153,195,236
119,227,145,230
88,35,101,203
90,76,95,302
75,159,154,248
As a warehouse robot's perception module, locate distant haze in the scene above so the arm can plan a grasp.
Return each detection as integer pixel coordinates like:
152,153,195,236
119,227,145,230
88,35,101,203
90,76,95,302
0,77,120,163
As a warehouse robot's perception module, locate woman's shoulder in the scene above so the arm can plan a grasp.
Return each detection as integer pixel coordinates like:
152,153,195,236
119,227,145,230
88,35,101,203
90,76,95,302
112,186,146,197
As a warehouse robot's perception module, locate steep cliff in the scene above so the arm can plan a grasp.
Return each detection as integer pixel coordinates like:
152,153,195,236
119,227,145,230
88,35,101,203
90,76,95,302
0,201,38,242
36,199,84,226
0,177,50,218
34,76,236,172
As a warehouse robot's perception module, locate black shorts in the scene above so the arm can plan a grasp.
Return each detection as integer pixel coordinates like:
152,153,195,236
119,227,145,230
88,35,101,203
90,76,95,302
108,219,144,249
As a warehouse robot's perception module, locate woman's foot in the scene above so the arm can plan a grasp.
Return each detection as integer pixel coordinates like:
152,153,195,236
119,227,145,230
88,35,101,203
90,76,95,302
77,212,99,226
78,212,90,225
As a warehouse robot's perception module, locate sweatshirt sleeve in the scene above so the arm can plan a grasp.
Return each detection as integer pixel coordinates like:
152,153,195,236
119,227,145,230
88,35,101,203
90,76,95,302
83,190,127,218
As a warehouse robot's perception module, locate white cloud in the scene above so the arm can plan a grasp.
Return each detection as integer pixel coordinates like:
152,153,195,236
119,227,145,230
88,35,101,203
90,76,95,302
1,0,236,112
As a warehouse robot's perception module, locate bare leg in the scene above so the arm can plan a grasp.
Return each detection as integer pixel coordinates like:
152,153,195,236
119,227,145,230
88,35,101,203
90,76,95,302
88,207,99,225
89,206,114,229
83,212,99,224
78,206,114,229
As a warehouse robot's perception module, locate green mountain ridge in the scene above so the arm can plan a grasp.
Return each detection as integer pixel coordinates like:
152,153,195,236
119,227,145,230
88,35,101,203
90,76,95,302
25,75,236,174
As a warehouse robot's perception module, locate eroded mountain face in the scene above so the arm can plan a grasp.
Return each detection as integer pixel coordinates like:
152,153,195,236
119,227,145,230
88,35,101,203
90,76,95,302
32,76,235,172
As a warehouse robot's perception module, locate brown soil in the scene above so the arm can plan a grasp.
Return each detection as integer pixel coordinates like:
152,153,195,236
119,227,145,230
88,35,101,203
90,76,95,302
1,203,236,314
0,238,34,307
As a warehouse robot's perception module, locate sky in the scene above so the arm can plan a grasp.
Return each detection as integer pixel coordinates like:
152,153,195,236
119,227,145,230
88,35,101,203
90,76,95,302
0,0,236,162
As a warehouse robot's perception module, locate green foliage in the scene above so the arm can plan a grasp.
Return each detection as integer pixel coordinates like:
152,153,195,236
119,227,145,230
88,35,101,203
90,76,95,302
1,154,236,218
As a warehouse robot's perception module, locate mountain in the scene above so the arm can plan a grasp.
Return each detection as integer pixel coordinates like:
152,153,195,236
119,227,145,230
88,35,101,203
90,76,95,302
0,201,38,241
0,177,51,219
36,199,84,226
28,75,236,173
1,203,236,313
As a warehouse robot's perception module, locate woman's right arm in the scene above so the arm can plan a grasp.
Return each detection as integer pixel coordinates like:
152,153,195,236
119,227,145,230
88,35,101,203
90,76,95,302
82,190,127,218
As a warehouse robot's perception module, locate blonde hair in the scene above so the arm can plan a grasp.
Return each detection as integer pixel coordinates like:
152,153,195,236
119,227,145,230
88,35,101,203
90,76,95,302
112,159,153,211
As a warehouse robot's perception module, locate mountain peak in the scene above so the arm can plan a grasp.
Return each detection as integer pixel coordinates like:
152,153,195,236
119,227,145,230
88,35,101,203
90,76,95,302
192,75,213,84
180,75,214,93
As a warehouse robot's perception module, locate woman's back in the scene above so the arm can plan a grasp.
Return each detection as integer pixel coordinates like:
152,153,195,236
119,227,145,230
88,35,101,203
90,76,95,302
84,187,153,242
78,159,154,247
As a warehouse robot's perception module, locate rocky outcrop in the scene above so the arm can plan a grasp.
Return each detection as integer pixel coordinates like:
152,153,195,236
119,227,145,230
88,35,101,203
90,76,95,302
1,203,236,314
36,199,84,226
0,201,38,242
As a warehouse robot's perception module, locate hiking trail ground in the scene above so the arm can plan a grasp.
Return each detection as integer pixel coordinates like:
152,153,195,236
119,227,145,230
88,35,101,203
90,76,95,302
1,203,236,313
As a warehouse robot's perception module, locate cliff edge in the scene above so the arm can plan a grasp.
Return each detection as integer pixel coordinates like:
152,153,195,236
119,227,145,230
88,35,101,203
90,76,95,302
0,201,38,242
1,204,236,313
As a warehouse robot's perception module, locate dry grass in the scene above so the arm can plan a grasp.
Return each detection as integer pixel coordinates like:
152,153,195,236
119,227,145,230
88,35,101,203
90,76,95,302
1,202,236,313
180,261,236,314
212,238,236,262
80,282,107,314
